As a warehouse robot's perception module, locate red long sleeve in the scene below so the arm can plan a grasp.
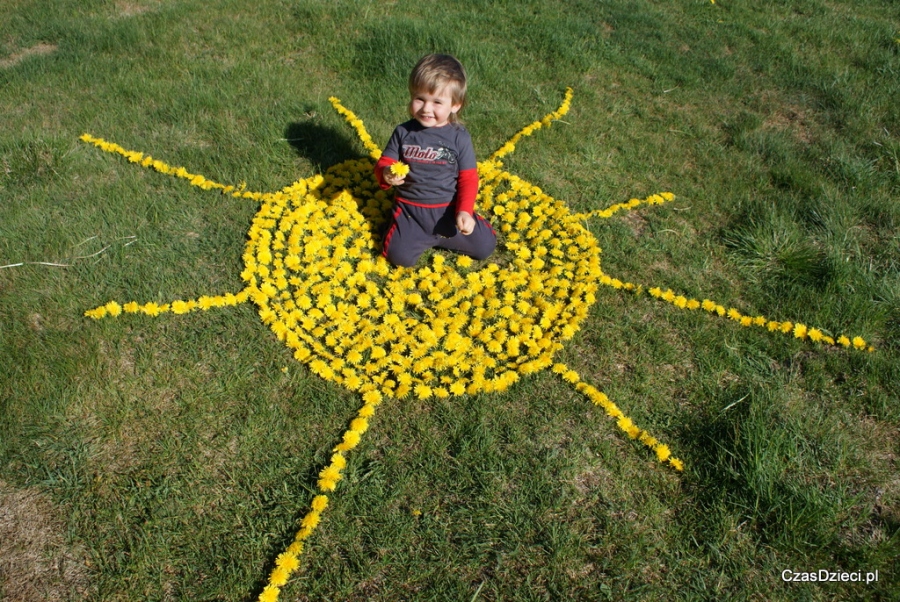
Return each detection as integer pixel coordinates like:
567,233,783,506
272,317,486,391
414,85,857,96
456,168,479,215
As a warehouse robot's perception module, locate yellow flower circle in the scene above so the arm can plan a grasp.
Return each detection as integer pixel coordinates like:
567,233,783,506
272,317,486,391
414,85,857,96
244,155,603,401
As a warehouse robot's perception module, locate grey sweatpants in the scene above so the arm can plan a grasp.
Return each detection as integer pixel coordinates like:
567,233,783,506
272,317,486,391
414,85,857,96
382,201,497,267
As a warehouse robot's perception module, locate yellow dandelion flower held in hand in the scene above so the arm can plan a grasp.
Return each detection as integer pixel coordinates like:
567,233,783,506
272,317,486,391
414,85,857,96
389,162,410,178
80,87,875,600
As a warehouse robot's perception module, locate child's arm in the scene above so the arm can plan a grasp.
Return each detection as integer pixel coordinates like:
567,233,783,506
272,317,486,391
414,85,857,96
376,125,407,189
455,168,479,235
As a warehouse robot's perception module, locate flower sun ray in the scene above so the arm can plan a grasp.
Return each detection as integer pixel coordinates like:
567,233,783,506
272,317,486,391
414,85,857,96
81,89,873,599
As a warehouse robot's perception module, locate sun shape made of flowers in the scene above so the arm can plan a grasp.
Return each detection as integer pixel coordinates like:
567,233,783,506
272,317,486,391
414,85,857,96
81,89,873,601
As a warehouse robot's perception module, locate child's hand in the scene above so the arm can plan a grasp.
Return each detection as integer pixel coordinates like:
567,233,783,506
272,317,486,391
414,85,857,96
382,166,406,187
456,211,475,235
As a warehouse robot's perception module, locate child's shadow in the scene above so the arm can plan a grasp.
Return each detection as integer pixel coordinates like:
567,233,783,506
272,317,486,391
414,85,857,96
283,120,390,247
283,121,365,171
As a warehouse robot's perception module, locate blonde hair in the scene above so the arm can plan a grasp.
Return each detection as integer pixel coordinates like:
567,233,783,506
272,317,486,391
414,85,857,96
408,54,467,123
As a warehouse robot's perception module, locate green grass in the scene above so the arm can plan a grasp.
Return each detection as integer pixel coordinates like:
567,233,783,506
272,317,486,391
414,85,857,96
1,0,898,600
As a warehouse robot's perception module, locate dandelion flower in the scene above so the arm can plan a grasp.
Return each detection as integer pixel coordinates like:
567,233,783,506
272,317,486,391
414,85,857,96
259,585,280,602
275,552,300,572
389,162,410,178
269,566,290,587
301,511,321,529
655,445,671,462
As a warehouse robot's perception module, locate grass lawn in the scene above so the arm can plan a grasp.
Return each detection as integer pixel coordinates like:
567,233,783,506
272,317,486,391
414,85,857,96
1,0,898,600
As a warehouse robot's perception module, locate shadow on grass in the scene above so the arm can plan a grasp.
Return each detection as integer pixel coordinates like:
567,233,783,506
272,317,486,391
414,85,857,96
283,121,366,171
673,382,900,598
683,389,835,541
280,120,393,250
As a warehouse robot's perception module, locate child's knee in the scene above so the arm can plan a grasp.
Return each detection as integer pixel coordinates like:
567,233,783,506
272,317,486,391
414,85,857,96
471,230,497,260
470,241,495,260
385,244,421,268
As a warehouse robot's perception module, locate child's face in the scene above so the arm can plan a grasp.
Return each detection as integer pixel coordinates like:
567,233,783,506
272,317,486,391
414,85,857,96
409,86,461,128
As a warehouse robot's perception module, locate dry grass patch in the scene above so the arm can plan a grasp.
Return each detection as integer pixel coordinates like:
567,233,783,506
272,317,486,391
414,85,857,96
113,0,157,18
763,105,815,145
0,481,93,601
0,43,56,69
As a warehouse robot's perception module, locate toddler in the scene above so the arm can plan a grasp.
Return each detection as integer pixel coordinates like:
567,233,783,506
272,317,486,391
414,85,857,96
376,54,496,267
